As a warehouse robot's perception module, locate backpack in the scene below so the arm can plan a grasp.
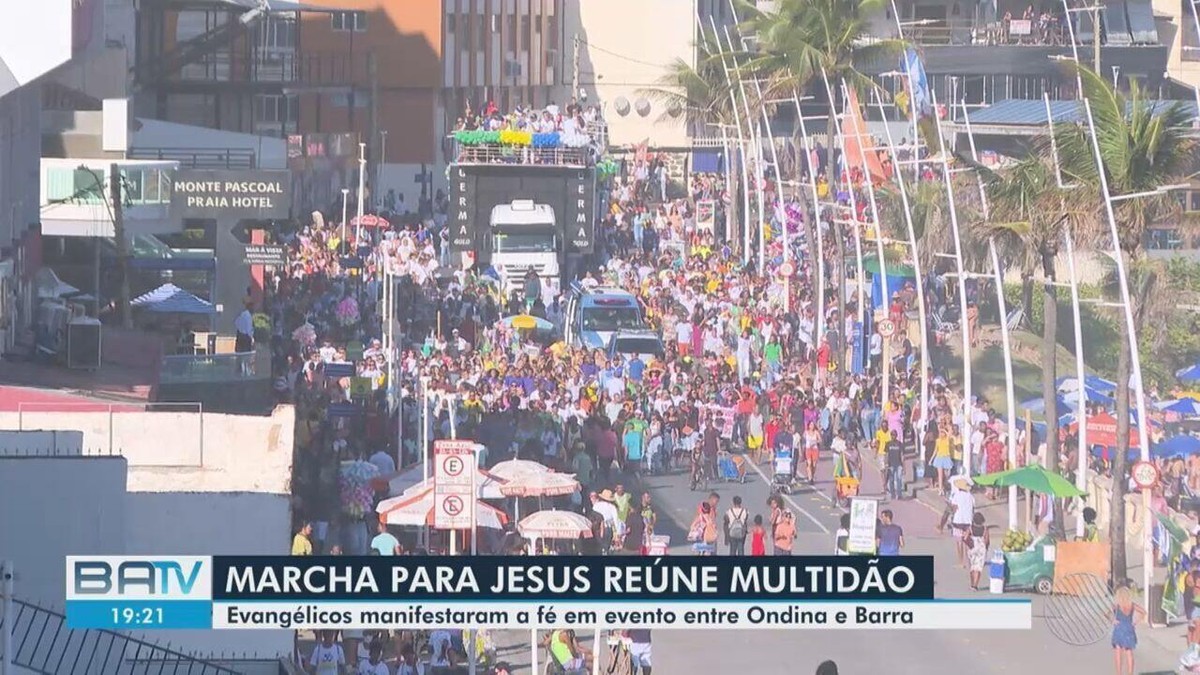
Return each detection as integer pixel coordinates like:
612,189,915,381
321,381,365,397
702,517,718,545
727,508,747,540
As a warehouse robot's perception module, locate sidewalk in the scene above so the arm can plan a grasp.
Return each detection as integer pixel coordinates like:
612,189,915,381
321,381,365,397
891,456,1191,662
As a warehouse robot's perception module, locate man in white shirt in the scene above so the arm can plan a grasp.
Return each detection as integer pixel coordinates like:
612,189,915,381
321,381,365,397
358,643,390,675
234,301,255,353
949,477,976,567
307,631,346,675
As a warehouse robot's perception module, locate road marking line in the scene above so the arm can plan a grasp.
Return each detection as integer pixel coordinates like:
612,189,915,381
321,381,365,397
745,459,830,533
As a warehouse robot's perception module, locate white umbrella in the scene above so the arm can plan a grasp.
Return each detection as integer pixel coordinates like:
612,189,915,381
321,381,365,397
395,470,509,500
489,459,552,481
500,472,580,498
376,487,508,529
518,510,594,540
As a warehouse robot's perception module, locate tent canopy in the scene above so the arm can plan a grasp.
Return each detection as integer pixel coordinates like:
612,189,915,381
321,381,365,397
131,283,216,314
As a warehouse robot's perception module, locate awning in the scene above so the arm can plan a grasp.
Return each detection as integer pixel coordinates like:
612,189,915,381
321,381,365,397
131,283,216,314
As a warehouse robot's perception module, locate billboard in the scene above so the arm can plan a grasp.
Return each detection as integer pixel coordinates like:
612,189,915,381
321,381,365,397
449,164,597,256
170,170,291,220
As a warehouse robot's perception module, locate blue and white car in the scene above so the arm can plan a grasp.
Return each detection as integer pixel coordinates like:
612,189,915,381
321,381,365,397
563,283,648,350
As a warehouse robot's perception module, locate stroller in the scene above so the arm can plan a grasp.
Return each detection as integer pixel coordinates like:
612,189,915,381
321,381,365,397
716,451,748,483
772,447,796,494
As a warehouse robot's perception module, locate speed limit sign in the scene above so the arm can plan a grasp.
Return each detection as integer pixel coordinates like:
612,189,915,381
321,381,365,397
878,319,897,338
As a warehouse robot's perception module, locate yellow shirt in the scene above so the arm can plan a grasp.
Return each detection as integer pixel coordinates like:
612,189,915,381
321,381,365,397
875,429,891,455
291,533,313,556
934,436,951,459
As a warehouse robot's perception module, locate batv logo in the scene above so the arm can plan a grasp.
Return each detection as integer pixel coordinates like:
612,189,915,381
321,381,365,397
67,556,213,601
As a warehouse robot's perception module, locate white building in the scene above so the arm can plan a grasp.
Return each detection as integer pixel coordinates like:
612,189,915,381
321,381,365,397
0,404,298,671
566,0,735,148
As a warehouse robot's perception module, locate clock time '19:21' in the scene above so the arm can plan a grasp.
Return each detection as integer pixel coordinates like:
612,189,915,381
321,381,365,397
114,606,163,625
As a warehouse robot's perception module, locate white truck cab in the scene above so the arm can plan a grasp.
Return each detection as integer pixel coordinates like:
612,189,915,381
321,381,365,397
489,200,561,303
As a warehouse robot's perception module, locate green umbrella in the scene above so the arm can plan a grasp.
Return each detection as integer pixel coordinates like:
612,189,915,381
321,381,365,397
973,465,1086,498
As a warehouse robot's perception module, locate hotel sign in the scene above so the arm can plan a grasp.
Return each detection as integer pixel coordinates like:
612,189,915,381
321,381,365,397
171,170,291,220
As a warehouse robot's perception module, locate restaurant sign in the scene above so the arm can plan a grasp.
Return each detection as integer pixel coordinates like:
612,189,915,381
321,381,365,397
171,170,291,220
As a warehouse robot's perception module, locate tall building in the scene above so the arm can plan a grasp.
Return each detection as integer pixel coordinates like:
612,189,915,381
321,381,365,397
0,1,76,354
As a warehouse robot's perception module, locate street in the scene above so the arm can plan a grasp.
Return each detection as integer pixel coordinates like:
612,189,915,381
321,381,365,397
490,451,1184,675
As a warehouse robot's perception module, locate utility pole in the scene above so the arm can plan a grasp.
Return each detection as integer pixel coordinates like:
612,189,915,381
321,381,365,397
109,163,132,328
368,51,379,211
1093,6,1101,74
572,33,580,99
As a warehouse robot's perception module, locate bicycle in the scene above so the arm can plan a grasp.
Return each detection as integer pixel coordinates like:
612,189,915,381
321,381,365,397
689,456,709,492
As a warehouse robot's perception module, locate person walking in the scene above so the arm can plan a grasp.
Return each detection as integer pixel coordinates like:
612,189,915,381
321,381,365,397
724,496,749,556
965,512,990,590
877,509,904,556
773,510,796,555
749,514,767,556
1111,585,1144,675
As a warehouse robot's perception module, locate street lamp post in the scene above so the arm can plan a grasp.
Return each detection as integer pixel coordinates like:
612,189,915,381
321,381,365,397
341,188,350,246
698,14,753,263
356,141,367,242
929,90,976,475
871,90,932,465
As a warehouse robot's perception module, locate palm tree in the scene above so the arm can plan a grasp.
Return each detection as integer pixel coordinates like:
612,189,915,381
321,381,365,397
732,0,903,376
637,30,744,250
1054,65,1195,585
971,156,1094,535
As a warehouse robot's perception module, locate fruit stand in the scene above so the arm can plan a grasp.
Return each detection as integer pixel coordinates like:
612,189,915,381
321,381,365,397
1001,529,1057,594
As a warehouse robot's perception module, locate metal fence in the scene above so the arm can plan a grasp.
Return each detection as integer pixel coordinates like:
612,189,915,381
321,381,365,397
159,352,267,385
128,148,257,170
450,143,594,167
11,401,205,465
4,598,242,675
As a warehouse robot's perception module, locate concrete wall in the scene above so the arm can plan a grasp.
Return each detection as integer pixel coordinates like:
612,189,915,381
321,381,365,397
0,405,295,490
0,456,129,611
0,430,84,455
132,119,289,170
567,0,700,148
0,405,297,660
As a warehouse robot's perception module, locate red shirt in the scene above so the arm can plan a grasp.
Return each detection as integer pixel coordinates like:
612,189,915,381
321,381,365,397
750,528,766,556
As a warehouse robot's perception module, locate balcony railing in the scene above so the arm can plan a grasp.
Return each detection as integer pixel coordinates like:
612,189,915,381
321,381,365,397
170,51,360,87
450,142,595,167
127,147,257,170
5,597,241,675
159,350,267,385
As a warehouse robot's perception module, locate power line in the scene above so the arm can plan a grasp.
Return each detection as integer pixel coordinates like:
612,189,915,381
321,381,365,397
576,38,668,69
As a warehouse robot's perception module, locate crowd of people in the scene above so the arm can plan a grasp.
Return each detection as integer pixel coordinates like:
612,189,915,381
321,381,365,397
262,99,1144,673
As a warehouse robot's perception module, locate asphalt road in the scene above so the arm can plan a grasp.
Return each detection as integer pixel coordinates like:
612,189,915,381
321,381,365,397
484,450,1185,674
628,452,1184,675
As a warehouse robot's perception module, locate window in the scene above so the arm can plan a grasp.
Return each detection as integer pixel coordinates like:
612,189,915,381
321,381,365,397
447,13,457,32
521,16,530,50
258,16,296,49
45,167,106,205
331,93,368,108
254,94,299,123
332,11,366,32
119,168,169,206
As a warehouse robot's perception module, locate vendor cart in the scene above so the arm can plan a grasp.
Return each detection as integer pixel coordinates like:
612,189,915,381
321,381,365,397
1003,535,1057,594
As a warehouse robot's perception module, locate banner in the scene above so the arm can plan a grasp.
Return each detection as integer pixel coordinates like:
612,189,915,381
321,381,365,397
696,200,716,235
170,170,291,220
62,555,1041,631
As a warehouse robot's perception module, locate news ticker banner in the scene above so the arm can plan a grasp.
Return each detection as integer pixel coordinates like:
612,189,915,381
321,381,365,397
66,556,1032,631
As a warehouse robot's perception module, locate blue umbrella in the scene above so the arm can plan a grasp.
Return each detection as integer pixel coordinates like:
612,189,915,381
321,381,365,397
1177,363,1200,382
1020,394,1075,413
1163,397,1200,416
1151,434,1200,458
1057,375,1117,394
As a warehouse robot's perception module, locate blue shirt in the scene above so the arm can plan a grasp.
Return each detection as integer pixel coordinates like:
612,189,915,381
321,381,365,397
623,430,645,460
371,532,400,556
627,358,645,382
878,523,903,556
